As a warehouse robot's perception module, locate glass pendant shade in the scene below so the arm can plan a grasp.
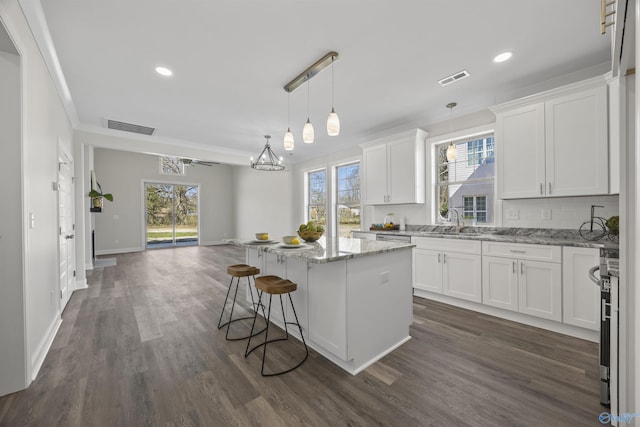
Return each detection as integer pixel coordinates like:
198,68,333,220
446,143,456,162
327,108,340,136
303,118,314,143
284,128,295,151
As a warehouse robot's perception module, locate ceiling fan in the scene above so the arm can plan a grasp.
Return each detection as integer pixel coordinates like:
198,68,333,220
180,158,219,167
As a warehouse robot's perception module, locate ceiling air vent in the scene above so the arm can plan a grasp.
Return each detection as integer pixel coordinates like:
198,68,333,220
438,69,470,87
106,119,156,136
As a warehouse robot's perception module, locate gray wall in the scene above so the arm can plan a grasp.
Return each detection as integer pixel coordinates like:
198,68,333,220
93,149,235,253
0,47,25,396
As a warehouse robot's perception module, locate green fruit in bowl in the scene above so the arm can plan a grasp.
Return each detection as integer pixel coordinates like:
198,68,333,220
316,225,324,233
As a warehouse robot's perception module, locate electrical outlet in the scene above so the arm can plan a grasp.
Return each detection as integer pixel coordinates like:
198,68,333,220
541,209,552,220
506,209,519,220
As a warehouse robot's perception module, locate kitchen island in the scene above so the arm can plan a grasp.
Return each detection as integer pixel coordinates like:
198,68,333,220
226,237,414,375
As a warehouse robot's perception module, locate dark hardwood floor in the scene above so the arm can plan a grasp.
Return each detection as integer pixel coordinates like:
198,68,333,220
0,245,605,426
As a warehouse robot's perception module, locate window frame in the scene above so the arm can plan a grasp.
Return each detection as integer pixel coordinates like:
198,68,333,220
429,125,496,226
305,167,327,227
333,160,361,238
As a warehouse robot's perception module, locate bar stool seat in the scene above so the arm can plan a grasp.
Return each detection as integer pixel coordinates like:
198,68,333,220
245,275,309,376
217,264,266,341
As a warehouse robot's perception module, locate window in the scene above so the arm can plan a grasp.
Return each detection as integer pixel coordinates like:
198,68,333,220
159,157,185,175
307,169,327,226
466,138,494,166
436,134,494,224
335,162,360,237
463,195,487,223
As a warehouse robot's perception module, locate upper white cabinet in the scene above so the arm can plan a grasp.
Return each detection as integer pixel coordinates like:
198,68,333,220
361,129,426,205
492,79,609,199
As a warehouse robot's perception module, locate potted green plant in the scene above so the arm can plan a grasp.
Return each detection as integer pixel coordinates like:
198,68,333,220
89,171,113,212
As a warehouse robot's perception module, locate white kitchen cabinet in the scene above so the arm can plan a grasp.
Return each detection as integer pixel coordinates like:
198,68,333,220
412,237,481,303
562,247,600,331
361,129,426,205
412,248,442,293
245,248,308,332
518,260,562,321
482,255,519,312
481,242,562,322
493,80,609,199
495,103,546,199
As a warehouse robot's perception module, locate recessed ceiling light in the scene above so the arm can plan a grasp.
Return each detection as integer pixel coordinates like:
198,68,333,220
155,66,173,77
493,52,512,63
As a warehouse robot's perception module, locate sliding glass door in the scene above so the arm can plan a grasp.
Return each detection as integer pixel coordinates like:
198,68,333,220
145,183,199,248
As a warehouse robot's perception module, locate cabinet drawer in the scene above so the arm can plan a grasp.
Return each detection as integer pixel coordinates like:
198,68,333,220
412,237,481,255
482,241,561,262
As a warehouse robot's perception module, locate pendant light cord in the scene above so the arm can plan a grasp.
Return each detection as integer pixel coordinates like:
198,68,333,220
331,56,335,107
307,76,311,118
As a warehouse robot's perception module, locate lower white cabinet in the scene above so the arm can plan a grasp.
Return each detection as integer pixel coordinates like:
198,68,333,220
562,247,600,330
412,237,482,303
246,249,308,333
482,242,562,322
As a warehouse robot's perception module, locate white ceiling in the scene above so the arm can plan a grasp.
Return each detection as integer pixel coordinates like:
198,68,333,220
37,0,611,164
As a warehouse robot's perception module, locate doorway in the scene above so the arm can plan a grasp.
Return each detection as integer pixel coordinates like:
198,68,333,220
58,147,75,310
145,182,199,248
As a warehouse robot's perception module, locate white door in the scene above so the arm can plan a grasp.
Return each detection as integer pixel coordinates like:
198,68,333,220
362,144,388,204
58,152,75,311
518,260,562,321
496,102,546,199
562,247,600,330
545,86,608,197
442,252,482,303
388,138,415,204
482,256,519,312
412,248,443,293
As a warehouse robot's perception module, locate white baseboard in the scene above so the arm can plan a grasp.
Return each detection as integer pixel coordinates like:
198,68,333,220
31,314,62,381
74,278,88,290
413,289,599,342
200,240,226,246
85,261,93,271
95,247,143,256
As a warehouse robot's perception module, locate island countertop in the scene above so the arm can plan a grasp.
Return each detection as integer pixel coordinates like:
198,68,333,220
225,236,414,264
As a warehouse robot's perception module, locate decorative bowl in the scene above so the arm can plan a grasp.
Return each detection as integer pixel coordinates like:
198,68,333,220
282,235,299,244
297,230,324,242
255,232,269,241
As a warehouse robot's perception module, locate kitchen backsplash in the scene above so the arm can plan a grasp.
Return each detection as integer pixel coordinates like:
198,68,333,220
365,194,619,230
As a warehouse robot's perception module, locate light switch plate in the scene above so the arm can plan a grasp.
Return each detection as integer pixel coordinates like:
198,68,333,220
541,209,552,220
506,209,519,220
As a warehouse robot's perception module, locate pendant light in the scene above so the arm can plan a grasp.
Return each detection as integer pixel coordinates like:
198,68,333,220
284,92,294,150
250,135,285,171
326,55,340,136
445,102,457,162
303,77,314,143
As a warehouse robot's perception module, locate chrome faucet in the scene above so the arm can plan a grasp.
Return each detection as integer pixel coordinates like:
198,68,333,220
450,208,461,233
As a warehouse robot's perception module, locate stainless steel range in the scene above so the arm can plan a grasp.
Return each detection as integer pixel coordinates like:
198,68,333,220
589,247,619,409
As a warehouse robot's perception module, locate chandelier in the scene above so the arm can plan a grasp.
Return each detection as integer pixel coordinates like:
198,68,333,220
250,135,285,171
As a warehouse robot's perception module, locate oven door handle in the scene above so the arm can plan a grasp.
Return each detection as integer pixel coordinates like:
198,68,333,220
589,266,601,285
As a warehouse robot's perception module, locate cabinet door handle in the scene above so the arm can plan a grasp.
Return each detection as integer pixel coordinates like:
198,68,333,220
509,250,526,254
513,261,516,274
520,262,525,275
540,183,543,195
548,182,552,194
438,253,441,263
443,253,447,264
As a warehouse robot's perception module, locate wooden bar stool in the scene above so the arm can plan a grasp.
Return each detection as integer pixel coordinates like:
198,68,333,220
245,275,309,376
217,264,266,341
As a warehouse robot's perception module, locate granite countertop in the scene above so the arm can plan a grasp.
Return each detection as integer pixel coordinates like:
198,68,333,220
225,237,414,264
357,225,619,250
